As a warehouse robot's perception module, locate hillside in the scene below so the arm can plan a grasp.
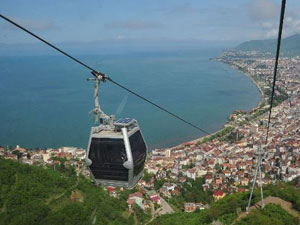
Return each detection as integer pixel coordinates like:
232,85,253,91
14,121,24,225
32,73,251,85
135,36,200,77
0,158,138,225
235,204,299,225
151,181,300,225
235,34,300,56
1,158,300,225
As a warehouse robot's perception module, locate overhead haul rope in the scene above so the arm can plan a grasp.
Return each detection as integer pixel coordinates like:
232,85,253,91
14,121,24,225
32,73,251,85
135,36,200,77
0,14,210,135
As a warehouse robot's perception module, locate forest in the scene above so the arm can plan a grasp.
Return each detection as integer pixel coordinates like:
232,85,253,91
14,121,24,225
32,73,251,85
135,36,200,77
0,158,136,225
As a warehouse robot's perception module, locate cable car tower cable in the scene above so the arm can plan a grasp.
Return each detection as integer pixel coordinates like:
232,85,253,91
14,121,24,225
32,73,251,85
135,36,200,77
246,0,286,213
0,14,210,135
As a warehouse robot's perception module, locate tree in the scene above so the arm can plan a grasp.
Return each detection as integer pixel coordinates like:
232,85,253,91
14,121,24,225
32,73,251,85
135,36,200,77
143,170,152,182
12,150,23,160
154,179,165,190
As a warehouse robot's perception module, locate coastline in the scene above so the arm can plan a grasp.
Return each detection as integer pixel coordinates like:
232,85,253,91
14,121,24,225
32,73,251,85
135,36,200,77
170,60,264,149
225,63,265,108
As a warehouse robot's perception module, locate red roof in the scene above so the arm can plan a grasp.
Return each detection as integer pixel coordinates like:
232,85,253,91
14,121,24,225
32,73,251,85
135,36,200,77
238,188,246,192
213,190,225,196
127,199,135,205
150,195,160,202
107,186,115,193
208,159,215,164
183,141,195,146
15,147,26,152
223,170,230,174
129,192,143,199
188,168,196,173
205,174,213,179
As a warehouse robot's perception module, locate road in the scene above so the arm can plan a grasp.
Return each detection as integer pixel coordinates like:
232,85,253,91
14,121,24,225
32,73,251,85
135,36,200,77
159,197,174,215
145,196,174,225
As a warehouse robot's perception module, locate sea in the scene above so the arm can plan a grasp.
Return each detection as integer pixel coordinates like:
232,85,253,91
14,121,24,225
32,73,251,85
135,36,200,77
0,47,260,150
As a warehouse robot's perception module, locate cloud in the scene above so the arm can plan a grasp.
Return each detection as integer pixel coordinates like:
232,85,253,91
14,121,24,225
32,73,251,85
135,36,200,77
248,0,280,21
2,17,56,31
283,16,300,36
265,28,277,39
104,21,164,30
245,1,300,39
260,16,300,39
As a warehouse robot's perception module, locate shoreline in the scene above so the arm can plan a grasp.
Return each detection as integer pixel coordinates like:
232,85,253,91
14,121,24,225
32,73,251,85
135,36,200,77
225,63,265,108
170,60,264,149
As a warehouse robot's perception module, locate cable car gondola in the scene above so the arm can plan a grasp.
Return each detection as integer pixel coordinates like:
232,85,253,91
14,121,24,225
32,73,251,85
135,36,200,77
85,74,147,188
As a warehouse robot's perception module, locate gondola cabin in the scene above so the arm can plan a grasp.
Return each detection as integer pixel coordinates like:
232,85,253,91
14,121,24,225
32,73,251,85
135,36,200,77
85,118,147,189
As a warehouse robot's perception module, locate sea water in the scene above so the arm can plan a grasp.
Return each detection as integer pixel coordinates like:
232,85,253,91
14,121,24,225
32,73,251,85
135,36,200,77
0,48,260,150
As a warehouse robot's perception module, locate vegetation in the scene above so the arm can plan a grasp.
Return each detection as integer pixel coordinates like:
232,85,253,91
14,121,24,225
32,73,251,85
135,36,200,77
151,181,300,225
132,204,151,224
224,129,242,143
168,178,212,211
250,107,268,120
151,191,249,225
182,163,195,170
154,178,166,191
50,156,77,177
235,34,300,57
235,204,299,225
264,87,288,107
0,158,136,225
263,181,300,212
2,158,300,225
11,150,23,160
143,170,152,183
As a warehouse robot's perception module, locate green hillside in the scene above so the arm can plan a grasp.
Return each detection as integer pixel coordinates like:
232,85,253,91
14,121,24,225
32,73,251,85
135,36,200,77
235,34,300,56
0,158,136,225
235,204,298,225
151,203,299,225
151,181,300,225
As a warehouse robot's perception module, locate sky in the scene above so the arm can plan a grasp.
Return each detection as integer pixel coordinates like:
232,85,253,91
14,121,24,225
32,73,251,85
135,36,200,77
1,0,300,45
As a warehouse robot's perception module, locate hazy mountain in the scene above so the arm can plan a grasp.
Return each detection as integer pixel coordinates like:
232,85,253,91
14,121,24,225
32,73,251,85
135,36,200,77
235,34,300,56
